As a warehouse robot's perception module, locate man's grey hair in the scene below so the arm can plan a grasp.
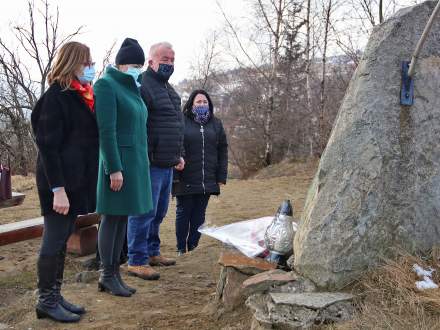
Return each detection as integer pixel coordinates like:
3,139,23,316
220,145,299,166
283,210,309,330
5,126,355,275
149,42,173,59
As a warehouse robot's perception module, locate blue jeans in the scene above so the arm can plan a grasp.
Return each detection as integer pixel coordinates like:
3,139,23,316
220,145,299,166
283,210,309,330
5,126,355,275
175,194,210,252
127,166,173,266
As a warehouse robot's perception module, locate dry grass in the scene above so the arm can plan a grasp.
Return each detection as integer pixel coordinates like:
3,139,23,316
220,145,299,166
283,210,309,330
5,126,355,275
0,162,317,329
3,163,440,329
253,158,319,180
340,250,440,330
10,175,36,192
0,175,41,225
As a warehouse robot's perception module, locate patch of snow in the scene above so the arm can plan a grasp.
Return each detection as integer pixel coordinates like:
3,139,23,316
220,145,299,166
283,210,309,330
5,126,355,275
416,276,439,290
413,264,434,278
413,264,438,290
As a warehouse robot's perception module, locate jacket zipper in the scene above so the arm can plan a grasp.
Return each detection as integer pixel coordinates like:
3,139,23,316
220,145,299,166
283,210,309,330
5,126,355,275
201,125,206,194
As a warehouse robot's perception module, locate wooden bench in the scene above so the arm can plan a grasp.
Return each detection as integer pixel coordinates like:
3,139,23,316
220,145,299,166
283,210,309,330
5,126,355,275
0,213,100,256
0,192,26,209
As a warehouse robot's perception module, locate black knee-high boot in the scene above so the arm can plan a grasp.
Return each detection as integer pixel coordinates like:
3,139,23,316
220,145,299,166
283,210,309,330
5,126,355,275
36,255,80,322
55,248,86,314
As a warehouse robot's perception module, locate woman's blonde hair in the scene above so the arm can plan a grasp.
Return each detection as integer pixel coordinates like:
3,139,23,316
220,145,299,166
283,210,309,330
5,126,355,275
47,42,91,89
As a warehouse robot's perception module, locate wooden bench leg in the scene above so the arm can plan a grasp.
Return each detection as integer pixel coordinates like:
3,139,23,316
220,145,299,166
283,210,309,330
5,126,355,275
67,225,97,256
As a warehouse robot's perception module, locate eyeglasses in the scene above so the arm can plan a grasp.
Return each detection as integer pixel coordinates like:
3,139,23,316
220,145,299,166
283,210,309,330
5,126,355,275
83,61,96,67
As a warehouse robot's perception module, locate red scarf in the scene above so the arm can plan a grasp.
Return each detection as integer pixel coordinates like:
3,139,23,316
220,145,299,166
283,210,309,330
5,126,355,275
70,80,94,113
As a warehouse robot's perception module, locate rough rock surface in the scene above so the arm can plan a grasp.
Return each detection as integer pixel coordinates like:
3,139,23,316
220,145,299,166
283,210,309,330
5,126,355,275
75,270,99,283
246,292,354,329
294,1,440,289
220,266,250,310
269,292,354,309
271,276,316,294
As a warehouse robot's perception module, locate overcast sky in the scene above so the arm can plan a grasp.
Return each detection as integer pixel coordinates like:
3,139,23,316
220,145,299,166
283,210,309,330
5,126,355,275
0,0,246,84
0,0,424,85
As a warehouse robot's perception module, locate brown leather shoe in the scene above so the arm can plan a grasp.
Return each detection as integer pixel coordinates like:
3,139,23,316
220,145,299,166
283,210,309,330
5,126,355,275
149,255,176,267
127,265,160,280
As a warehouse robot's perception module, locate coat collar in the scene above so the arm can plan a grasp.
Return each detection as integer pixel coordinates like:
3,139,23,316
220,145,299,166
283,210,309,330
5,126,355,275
105,65,140,92
69,89,97,120
50,82,96,121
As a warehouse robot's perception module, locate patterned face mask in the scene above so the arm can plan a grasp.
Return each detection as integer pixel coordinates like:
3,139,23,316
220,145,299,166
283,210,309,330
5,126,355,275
192,105,210,125
157,63,174,81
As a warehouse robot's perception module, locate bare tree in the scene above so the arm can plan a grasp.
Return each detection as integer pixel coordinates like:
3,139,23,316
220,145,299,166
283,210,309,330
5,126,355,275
96,41,117,79
379,0,384,23
305,0,312,102
217,0,305,166
187,31,222,91
304,0,324,157
0,0,82,174
312,0,421,155
9,0,83,98
318,0,337,154
181,0,389,176
342,0,421,37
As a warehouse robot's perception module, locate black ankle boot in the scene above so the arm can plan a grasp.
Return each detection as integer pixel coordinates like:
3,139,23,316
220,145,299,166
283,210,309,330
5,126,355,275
114,265,136,294
98,265,131,297
36,294,80,323
55,250,86,315
36,255,80,323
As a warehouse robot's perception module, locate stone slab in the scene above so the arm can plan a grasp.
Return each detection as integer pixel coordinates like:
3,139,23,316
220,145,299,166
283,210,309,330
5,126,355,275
219,249,276,275
242,270,297,296
270,292,354,309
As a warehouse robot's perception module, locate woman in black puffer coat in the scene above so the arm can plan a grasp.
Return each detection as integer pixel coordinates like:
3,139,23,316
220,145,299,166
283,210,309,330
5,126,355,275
172,89,228,254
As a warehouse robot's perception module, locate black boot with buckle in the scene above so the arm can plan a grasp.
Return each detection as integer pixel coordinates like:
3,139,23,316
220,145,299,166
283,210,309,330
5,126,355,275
55,248,86,314
36,255,80,323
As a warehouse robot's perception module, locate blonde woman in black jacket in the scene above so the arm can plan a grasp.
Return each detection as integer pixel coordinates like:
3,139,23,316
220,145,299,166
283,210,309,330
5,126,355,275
172,90,228,255
31,42,98,323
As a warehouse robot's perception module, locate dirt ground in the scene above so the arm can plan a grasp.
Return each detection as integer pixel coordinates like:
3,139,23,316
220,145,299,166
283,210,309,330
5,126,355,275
0,161,316,329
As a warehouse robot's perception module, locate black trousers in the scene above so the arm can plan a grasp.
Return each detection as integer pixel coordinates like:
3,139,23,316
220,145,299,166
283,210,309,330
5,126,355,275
37,213,75,307
95,220,128,266
40,213,76,256
175,194,210,252
98,215,128,267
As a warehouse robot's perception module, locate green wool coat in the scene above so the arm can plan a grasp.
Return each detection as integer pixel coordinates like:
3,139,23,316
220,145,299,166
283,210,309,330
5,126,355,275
94,66,153,215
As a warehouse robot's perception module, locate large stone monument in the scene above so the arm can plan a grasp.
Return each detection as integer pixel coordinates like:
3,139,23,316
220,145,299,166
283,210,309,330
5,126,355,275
294,1,440,289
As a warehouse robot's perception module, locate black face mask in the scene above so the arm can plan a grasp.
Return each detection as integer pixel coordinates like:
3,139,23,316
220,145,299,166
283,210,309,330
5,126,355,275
157,63,174,81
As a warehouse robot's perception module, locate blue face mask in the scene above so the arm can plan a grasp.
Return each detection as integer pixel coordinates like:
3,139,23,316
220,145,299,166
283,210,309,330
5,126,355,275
125,67,142,87
192,105,210,124
157,63,174,81
78,65,95,84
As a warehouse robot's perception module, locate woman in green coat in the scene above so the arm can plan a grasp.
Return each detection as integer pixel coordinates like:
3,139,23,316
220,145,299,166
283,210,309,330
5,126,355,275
94,38,153,297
